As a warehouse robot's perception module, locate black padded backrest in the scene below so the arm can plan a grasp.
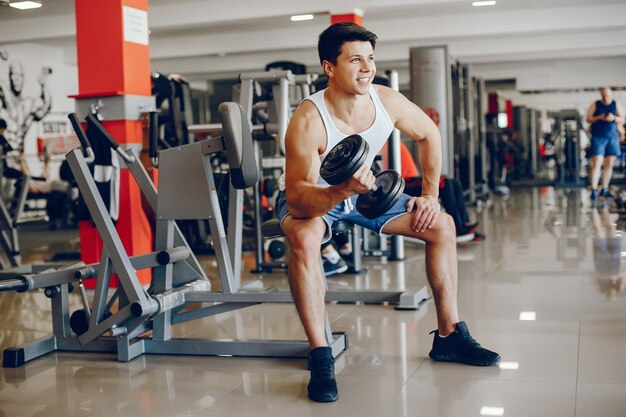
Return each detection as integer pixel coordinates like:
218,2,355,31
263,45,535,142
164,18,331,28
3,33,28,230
218,102,259,189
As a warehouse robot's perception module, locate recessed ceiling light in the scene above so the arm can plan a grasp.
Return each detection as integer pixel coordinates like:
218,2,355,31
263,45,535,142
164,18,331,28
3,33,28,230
290,14,314,22
519,311,536,321
9,1,42,9
480,406,505,416
472,1,496,6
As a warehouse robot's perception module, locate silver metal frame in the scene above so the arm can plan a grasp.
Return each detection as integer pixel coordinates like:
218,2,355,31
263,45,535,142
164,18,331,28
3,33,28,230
1,107,348,368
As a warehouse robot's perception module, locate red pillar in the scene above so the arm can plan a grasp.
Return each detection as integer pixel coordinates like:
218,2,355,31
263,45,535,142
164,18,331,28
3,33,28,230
330,9,364,25
73,0,153,286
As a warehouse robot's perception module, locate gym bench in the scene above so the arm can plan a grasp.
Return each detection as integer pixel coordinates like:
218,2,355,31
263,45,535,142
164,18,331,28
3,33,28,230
261,218,429,309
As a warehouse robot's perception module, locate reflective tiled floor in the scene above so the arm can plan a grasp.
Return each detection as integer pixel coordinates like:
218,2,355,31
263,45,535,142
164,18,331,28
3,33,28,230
1,187,625,416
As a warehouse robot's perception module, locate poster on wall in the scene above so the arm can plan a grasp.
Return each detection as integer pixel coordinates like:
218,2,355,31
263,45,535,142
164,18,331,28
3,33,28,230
0,44,77,179
0,60,52,154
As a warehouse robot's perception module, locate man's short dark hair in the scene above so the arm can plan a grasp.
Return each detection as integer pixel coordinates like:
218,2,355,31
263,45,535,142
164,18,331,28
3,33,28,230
318,22,377,66
0,119,6,130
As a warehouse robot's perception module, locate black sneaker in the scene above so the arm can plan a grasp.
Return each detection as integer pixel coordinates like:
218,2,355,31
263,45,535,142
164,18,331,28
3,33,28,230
428,321,500,366
307,347,338,402
600,188,612,198
322,255,348,277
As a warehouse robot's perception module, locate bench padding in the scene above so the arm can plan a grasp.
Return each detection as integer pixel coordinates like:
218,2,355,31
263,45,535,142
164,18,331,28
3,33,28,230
219,102,259,189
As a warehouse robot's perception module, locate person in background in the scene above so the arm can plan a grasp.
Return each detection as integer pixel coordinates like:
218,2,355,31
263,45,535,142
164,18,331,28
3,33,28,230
586,87,625,201
399,141,483,240
320,238,349,276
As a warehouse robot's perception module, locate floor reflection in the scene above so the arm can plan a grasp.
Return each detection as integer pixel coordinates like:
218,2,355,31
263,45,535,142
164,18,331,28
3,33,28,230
0,187,624,417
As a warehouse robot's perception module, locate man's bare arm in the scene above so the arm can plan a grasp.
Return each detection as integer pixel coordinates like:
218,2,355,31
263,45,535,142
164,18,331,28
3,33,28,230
284,101,360,219
586,102,603,124
613,102,625,124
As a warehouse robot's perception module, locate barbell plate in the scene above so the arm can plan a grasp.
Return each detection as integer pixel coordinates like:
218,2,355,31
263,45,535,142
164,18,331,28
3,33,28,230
320,134,368,185
356,170,405,219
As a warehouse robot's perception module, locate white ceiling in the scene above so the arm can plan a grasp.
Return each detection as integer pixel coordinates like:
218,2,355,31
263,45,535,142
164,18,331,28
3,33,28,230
1,0,625,86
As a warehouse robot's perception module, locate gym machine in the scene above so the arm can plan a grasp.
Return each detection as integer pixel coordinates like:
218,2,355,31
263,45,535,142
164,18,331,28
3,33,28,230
549,109,585,188
451,63,493,204
502,105,551,187
410,47,492,207
0,174,34,269
0,170,62,271
471,77,491,202
357,70,406,260
151,71,194,148
513,106,541,181
485,113,512,196
0,105,348,368
235,70,295,273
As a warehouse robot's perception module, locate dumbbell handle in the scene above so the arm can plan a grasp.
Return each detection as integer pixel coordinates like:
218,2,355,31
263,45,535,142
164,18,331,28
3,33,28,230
367,171,388,194
364,170,403,195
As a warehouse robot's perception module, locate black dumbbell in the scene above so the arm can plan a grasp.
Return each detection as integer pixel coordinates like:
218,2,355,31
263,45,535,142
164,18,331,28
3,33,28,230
320,135,405,219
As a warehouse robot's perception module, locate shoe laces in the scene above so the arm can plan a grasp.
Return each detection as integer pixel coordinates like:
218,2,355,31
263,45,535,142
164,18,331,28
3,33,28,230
310,358,334,378
462,332,481,348
430,329,482,348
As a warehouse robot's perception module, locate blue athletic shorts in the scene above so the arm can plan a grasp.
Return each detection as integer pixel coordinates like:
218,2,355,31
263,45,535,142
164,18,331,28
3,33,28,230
275,190,413,243
589,135,621,157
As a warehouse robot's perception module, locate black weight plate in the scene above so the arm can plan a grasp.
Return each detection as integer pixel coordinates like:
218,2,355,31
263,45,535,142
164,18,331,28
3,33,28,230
320,134,369,185
268,240,286,259
374,171,403,217
70,309,89,336
387,172,406,208
320,135,367,184
356,171,405,219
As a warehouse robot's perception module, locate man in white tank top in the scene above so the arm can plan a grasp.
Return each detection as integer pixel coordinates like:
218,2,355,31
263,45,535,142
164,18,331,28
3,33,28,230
277,22,500,403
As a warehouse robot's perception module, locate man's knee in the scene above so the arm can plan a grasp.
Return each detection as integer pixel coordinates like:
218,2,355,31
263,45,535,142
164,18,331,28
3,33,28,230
434,213,456,243
284,220,325,256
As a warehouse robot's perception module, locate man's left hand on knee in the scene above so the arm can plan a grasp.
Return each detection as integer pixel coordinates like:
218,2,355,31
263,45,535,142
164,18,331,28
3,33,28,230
407,195,441,232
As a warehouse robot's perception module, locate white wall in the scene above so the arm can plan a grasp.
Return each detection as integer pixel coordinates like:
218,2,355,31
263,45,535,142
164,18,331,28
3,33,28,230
473,56,626,91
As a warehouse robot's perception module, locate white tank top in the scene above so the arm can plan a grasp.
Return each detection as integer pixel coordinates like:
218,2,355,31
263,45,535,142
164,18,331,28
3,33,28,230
279,86,394,191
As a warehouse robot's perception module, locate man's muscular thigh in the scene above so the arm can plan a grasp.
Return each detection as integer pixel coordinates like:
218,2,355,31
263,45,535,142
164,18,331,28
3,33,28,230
382,211,455,243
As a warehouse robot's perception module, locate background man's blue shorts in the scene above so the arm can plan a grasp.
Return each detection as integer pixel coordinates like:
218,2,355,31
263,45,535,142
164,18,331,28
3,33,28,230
589,135,621,157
